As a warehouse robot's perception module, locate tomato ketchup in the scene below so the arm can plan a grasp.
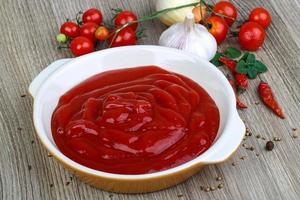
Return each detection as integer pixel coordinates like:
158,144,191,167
51,66,219,174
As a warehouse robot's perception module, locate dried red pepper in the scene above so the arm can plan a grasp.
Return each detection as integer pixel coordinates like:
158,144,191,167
258,81,285,119
219,57,236,73
228,77,247,109
219,57,249,90
235,73,248,90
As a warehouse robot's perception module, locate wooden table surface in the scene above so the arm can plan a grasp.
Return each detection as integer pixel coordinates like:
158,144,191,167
1,0,299,199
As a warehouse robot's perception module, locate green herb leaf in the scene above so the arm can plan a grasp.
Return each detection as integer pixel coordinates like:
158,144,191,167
246,53,256,65
248,67,258,79
225,47,242,59
210,53,223,67
240,52,250,62
236,60,248,74
254,60,268,73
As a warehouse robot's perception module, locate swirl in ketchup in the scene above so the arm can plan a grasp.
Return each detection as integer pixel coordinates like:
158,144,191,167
51,66,219,174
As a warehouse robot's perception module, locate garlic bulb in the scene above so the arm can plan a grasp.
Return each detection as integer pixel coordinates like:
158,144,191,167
159,13,217,61
156,0,198,26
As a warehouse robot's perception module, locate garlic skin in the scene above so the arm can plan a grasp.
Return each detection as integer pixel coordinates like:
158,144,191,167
156,0,198,26
159,13,217,61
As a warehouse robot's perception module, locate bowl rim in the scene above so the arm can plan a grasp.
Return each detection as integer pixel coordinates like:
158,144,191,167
31,45,240,180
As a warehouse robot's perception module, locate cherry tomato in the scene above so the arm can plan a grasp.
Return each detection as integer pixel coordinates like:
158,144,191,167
70,36,94,57
60,22,80,38
213,1,237,26
249,7,271,29
192,5,207,23
114,11,138,31
82,8,103,25
56,33,67,43
79,22,98,42
239,22,265,51
95,26,109,41
206,16,228,44
108,27,136,47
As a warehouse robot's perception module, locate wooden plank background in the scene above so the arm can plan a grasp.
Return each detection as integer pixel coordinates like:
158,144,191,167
0,0,299,199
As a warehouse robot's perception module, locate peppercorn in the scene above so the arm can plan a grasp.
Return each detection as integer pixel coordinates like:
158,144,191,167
273,137,281,142
292,132,299,138
266,141,274,151
218,183,224,189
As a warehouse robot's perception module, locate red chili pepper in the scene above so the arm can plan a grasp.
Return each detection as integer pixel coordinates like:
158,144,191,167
258,81,285,119
228,77,247,109
235,73,248,90
219,57,236,73
219,57,249,90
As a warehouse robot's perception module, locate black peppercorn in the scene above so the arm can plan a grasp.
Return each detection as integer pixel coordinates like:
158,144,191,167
266,141,274,151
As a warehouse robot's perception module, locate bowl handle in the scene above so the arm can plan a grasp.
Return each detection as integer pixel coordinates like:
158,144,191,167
198,111,245,164
28,59,72,98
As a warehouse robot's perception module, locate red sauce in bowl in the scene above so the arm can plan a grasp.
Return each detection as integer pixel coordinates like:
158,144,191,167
51,66,219,174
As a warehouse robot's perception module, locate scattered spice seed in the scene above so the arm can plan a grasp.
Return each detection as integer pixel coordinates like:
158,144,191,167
204,187,211,192
28,165,32,171
256,134,261,139
21,94,26,98
273,137,281,142
31,140,34,144
246,128,250,132
210,186,216,191
216,176,222,181
240,156,246,160
292,132,299,138
261,137,266,140
256,153,260,157
200,186,204,190
232,162,236,166
17,127,22,131
177,194,183,198
109,194,113,198
245,132,252,137
47,153,52,157
70,176,73,181
292,128,297,131
249,146,255,151
66,181,70,186
266,141,274,151
50,184,54,188
218,183,224,189
242,143,247,148
255,101,260,105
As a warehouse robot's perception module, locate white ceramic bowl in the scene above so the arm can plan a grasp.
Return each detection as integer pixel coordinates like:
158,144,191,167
29,45,245,193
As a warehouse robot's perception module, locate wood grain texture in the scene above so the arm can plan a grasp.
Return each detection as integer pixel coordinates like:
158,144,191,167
0,0,299,199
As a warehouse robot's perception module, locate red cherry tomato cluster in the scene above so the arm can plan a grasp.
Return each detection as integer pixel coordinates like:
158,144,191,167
203,1,271,51
239,7,271,51
57,8,139,57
